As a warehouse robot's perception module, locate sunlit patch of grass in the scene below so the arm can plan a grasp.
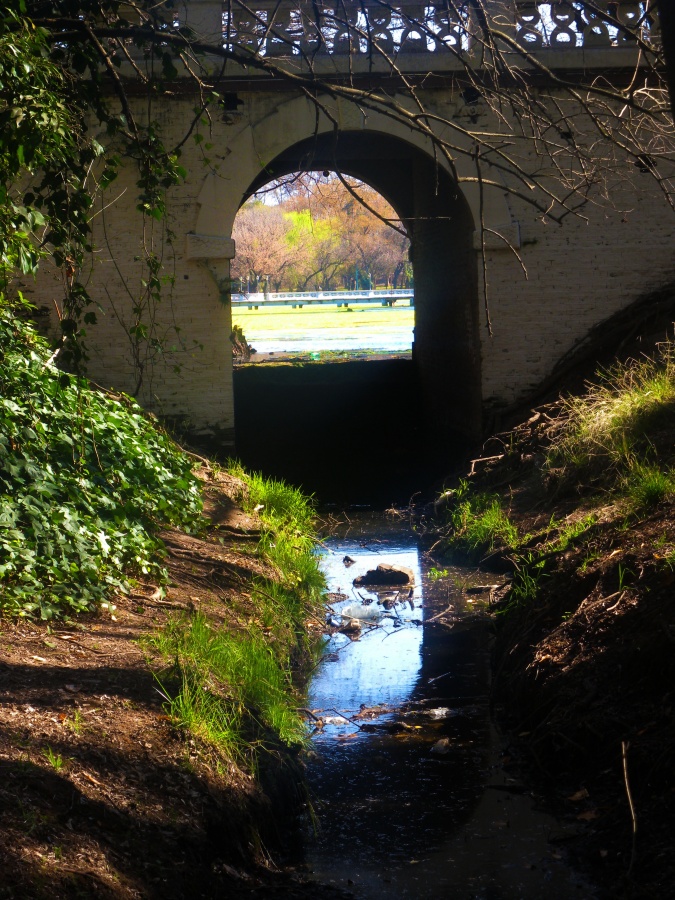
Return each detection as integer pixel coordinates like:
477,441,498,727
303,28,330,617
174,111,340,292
545,514,597,552
152,613,308,763
164,672,240,758
41,746,64,771
227,463,326,602
428,567,449,582
149,466,326,767
65,710,84,735
258,532,325,599
547,342,675,487
623,462,675,509
441,479,518,560
227,463,317,535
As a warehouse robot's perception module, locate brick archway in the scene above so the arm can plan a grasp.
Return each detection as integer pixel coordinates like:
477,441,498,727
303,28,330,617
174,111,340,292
239,129,481,445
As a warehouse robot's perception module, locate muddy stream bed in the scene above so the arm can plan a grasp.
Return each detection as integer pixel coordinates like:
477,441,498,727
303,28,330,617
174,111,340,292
294,512,594,899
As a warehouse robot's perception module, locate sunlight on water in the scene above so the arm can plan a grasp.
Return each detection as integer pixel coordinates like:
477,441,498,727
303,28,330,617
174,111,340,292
248,329,414,354
302,516,591,899
310,538,423,725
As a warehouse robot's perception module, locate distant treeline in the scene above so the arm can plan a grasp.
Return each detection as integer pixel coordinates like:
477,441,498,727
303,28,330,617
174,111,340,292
231,174,412,293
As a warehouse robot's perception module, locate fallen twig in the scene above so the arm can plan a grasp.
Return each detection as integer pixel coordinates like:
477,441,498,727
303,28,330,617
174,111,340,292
622,740,638,877
426,604,456,623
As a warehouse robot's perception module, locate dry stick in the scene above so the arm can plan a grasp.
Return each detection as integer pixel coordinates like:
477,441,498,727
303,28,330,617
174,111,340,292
324,707,364,729
475,145,493,337
219,8,615,220
426,603,456,623
296,707,322,723
483,228,528,278
622,740,638,877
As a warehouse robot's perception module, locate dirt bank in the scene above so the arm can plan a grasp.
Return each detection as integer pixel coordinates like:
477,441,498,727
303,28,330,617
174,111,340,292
426,386,675,898
0,471,335,899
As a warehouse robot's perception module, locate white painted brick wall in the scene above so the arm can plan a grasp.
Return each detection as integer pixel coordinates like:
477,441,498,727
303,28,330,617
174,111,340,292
30,87,675,435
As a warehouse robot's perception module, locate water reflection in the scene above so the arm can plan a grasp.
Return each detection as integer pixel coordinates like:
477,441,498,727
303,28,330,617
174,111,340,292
302,514,592,899
304,517,488,893
310,540,423,725
247,330,414,355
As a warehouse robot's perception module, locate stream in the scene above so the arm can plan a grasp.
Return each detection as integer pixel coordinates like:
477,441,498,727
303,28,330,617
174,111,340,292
299,512,593,899
243,329,413,355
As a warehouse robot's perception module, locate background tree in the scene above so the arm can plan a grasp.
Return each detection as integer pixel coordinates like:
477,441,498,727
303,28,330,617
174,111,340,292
232,174,410,292
231,203,297,291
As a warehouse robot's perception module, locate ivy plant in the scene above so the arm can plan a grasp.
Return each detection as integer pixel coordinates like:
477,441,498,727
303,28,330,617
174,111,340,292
0,295,203,619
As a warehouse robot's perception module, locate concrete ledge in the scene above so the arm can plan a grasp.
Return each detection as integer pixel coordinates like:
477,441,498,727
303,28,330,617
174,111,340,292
186,233,236,260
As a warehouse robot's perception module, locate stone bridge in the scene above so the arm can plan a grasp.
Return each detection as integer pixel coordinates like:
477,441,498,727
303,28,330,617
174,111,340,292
30,1,673,459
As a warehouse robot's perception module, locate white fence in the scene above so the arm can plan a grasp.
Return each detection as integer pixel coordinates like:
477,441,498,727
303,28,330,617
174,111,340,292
232,289,414,307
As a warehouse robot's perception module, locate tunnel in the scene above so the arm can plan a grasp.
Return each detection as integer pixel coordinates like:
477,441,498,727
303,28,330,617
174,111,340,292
232,129,480,502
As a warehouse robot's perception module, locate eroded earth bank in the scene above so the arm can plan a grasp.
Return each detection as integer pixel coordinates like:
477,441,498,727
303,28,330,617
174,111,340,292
2,303,675,900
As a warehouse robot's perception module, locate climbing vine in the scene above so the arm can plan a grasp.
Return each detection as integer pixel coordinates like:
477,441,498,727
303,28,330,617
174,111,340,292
0,3,193,383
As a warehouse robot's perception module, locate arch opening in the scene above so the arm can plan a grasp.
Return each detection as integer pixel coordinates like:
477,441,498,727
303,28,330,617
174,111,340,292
231,130,481,501
232,172,414,358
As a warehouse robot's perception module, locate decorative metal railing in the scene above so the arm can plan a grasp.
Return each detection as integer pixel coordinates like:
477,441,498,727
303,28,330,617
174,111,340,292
224,1,471,57
221,1,660,59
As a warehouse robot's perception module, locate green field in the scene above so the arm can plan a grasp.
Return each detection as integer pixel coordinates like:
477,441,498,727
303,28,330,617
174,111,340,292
233,302,414,336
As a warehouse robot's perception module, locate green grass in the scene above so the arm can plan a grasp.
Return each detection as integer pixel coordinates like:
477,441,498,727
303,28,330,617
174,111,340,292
436,342,675,623
233,302,413,339
440,479,518,561
624,462,675,509
508,562,546,609
65,710,84,735
547,343,675,487
41,746,64,771
229,463,317,536
152,613,307,759
428,567,449,582
149,465,326,769
544,514,597,553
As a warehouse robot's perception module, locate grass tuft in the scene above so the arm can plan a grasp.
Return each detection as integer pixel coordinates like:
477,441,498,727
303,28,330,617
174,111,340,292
624,462,675,509
149,465,326,769
440,479,518,560
547,343,675,489
230,465,316,533
152,613,307,760
41,746,65,771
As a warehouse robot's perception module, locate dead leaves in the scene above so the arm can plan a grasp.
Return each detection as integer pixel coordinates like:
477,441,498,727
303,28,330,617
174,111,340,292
566,786,601,821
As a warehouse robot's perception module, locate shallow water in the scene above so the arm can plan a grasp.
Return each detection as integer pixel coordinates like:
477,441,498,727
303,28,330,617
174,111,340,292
301,513,593,899
246,329,414,354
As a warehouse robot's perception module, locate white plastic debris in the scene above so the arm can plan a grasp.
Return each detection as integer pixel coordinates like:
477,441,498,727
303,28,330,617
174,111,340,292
426,707,454,719
340,604,385,623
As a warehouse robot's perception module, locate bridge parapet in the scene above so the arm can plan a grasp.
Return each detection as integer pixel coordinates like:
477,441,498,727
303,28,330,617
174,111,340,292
174,0,660,76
